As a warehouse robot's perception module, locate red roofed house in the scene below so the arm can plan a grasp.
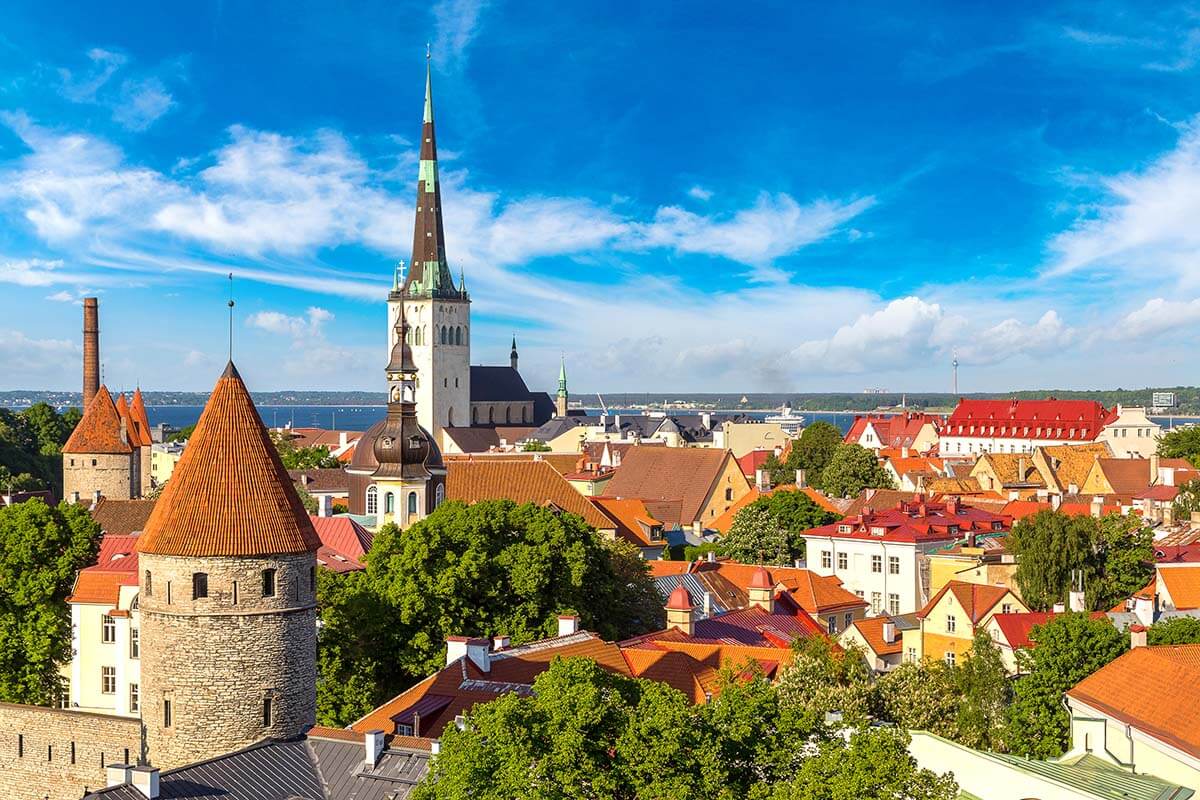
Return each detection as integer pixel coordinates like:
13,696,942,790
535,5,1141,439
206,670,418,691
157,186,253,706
984,610,1110,674
938,398,1160,459
590,496,668,558
906,580,1028,667
844,412,942,453
839,613,919,673
800,495,1012,616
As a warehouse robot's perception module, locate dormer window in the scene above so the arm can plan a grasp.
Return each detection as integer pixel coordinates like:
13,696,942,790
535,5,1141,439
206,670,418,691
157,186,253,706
870,526,886,536
408,435,424,449
838,524,852,534
381,437,394,449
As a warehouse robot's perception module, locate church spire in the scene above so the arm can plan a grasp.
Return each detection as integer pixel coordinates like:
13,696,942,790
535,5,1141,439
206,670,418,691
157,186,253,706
556,354,569,417
403,51,462,300
510,335,518,369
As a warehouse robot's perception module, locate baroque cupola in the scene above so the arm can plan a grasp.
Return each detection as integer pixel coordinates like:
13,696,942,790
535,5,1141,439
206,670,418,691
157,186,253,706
372,307,435,480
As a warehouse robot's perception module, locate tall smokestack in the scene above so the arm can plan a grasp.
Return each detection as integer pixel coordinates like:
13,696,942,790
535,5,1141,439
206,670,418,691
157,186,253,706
83,297,99,409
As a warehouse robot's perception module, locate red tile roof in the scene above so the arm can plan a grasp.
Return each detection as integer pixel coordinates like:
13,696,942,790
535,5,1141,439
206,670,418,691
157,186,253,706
311,515,373,572
68,534,139,604
990,611,1108,650
737,449,775,478
805,496,1009,544
845,412,942,448
91,498,156,535
1001,499,1051,520
944,399,1114,442
602,446,744,527
1067,645,1200,760
63,385,132,455
129,389,154,447
589,497,663,547
137,363,321,558
847,615,904,656
446,459,613,530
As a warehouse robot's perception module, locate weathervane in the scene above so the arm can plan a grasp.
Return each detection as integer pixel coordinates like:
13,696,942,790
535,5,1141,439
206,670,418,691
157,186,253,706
227,272,235,362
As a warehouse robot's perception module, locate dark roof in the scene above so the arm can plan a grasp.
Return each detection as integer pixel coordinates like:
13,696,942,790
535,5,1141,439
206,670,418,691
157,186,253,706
441,426,536,453
527,416,589,442
87,733,430,799
91,498,157,535
469,366,534,402
531,391,556,425
288,468,350,493
602,446,740,526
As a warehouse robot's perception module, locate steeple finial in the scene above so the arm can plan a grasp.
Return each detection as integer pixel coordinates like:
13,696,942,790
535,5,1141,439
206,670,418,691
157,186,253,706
227,272,235,363
510,334,518,370
558,353,568,392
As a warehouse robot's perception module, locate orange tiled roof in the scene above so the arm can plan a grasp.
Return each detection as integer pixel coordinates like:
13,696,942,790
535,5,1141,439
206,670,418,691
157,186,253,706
1158,567,1200,610
603,446,742,526
848,615,905,656
590,497,663,547
446,459,613,530
67,569,137,604
917,580,1012,624
63,385,132,455
137,363,320,558
1067,645,1200,760
129,388,154,447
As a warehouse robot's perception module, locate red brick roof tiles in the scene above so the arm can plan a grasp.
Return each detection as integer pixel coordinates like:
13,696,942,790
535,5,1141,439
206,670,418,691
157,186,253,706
446,459,612,529
137,363,321,558
63,385,132,455
602,446,741,526
129,389,154,446
917,580,1012,624
91,498,156,535
848,615,905,656
945,399,1114,441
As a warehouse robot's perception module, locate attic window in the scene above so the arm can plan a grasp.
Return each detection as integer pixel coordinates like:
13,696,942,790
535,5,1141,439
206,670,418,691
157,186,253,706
838,524,852,534
870,526,886,536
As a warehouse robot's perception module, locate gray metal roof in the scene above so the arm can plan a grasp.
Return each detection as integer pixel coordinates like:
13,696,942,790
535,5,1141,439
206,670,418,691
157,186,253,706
86,735,430,800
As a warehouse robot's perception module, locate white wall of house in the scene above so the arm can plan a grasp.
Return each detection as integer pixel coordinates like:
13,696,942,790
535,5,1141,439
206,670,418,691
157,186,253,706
1099,407,1161,459
1067,697,1200,790
799,534,945,616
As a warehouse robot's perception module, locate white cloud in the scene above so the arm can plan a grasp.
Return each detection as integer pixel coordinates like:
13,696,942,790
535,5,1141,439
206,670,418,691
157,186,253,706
1115,297,1200,338
956,310,1074,365
687,185,713,201
247,306,334,338
433,0,489,65
0,257,68,286
787,296,947,374
45,290,75,302
57,48,176,130
0,329,78,381
113,77,175,131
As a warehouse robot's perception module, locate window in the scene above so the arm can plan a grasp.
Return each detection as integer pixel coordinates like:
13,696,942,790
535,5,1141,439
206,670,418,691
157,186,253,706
725,488,733,501
1001,603,1013,614
129,684,139,713
821,550,832,569
944,651,956,666
144,571,152,597
408,491,418,517
871,555,883,573
946,614,956,633
826,616,836,634
888,556,900,575
888,593,900,616
907,647,917,663
101,615,116,643
262,569,276,598
844,612,853,629
435,484,445,507
837,552,848,570
309,567,316,594
854,589,865,598
870,592,882,613
384,492,394,514
129,628,139,659
166,581,171,604
366,485,378,515
101,667,116,695
232,581,239,605
163,699,172,728
192,572,208,600
263,697,273,727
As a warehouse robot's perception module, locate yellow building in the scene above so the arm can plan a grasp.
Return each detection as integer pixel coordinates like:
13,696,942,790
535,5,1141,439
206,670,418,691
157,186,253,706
903,580,1027,665
713,420,788,459
927,544,1019,598
149,441,185,488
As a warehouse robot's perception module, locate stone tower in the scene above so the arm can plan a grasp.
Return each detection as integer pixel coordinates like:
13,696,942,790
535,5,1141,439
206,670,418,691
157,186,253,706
136,362,321,770
388,55,470,441
556,355,569,418
63,385,135,503
371,305,445,528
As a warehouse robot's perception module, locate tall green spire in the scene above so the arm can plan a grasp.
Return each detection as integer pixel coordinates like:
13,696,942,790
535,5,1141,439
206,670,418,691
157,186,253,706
557,354,568,396
401,50,463,300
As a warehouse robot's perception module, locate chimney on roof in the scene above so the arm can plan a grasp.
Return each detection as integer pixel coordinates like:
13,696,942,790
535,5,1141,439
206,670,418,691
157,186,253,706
1017,456,1027,482
1130,624,1147,649
665,582,694,635
83,297,99,410
755,468,771,492
364,729,386,768
702,591,713,617
445,636,490,673
706,549,716,563
701,412,711,429
882,620,896,644
1068,483,1079,495
316,494,332,517
796,468,807,489
106,763,132,788
1151,453,1160,485
493,634,510,651
748,566,775,613
946,497,958,515
557,614,580,637
130,765,160,799
1050,494,1062,511
1090,495,1104,518
901,446,909,458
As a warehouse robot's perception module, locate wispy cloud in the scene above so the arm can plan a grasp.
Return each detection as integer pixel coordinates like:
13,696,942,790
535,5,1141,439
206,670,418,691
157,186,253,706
1114,297,1200,338
56,48,177,130
247,306,333,337
688,185,713,201
432,0,489,66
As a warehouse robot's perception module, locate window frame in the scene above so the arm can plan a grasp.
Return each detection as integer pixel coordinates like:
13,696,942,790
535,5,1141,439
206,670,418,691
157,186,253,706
262,569,277,598
100,666,116,695
101,614,116,644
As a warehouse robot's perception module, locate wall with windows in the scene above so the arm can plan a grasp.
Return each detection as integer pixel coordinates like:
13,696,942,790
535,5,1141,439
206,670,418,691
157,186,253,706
67,584,141,718
799,535,943,617
0,702,141,800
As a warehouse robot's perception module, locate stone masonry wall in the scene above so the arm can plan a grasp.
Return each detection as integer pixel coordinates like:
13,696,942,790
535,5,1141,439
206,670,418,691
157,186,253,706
64,452,133,502
139,551,317,770
0,702,141,800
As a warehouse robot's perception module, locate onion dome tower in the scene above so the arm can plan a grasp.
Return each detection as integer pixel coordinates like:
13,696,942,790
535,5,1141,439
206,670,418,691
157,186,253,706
370,306,445,527
136,362,321,770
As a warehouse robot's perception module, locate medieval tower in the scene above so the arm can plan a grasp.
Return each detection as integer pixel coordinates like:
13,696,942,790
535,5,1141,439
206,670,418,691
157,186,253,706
136,362,321,769
388,55,470,440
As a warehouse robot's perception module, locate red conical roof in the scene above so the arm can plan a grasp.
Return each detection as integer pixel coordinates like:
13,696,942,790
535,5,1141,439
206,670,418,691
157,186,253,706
137,363,320,558
129,389,153,446
749,566,773,589
665,582,693,611
64,385,132,454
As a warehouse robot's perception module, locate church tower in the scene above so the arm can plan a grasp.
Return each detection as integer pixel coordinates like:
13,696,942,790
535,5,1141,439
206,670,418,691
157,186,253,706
371,306,445,527
136,362,321,770
556,355,569,417
388,55,470,441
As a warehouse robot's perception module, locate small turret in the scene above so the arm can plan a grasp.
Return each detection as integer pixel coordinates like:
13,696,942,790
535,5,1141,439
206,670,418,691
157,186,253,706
556,354,569,417
510,335,519,370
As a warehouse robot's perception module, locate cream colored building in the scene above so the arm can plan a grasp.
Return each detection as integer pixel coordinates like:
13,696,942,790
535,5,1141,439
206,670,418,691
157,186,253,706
65,548,140,718
150,441,185,488
711,420,788,458
1098,406,1161,458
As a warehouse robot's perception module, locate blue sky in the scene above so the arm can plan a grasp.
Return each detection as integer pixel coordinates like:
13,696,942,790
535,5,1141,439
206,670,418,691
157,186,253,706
3,1,1200,394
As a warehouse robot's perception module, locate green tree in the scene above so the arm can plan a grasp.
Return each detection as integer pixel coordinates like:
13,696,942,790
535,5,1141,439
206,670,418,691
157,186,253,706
1148,616,1200,645
521,440,551,452
295,486,319,514
19,402,72,455
271,432,340,469
954,631,1011,750
1157,425,1200,466
1006,612,1127,758
1088,514,1154,611
1171,478,1200,521
875,659,961,739
817,443,894,498
0,499,101,704
767,728,958,800
167,423,196,443
775,635,875,728
724,489,838,565
770,421,843,487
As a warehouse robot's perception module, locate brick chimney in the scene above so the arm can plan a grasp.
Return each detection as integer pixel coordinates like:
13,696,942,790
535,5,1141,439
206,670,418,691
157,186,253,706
83,297,100,409
1129,624,1147,649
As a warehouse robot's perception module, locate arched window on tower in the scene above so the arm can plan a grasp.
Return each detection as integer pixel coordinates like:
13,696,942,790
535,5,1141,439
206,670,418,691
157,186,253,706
440,326,447,344
366,485,378,515
505,406,511,424
455,326,462,345
488,407,495,424
435,483,445,507
472,407,479,424
448,408,455,426
385,492,394,514
407,491,418,520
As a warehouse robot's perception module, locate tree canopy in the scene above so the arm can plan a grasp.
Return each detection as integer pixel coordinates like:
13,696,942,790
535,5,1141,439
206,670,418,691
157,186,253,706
270,431,341,469
0,499,101,704
1005,612,1127,758
1148,616,1200,645
413,656,958,800
1171,478,1200,522
0,404,81,496
1157,425,1200,466
817,443,895,498
767,421,843,487
723,490,838,565
315,500,664,726
1006,510,1153,611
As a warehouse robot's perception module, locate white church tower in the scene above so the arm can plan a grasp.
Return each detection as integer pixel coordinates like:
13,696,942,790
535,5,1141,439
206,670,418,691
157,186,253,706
388,54,470,440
